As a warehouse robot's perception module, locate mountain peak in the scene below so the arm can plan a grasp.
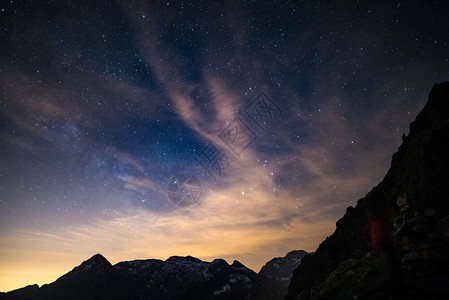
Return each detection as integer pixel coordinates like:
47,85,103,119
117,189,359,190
407,81,449,138
166,255,202,263
231,260,248,269
81,253,111,268
259,250,308,283
211,258,228,265
285,250,308,260
89,253,108,261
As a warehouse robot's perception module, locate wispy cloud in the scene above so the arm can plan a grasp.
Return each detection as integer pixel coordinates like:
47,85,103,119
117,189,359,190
107,148,146,173
118,175,159,193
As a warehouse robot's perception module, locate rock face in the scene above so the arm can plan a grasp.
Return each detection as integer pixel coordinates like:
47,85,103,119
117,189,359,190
285,81,449,299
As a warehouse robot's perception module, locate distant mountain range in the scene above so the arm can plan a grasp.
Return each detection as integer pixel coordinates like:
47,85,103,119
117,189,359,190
0,250,307,300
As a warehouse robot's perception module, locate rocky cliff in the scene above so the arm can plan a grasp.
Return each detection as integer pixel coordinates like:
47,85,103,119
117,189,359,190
285,81,449,299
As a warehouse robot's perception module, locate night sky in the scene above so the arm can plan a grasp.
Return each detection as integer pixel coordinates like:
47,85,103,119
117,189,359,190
1,0,449,292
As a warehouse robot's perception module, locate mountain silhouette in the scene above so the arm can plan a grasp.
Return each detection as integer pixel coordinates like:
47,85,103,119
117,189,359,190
0,250,307,300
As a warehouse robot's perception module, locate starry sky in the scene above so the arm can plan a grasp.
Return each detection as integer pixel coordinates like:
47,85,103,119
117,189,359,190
1,0,449,292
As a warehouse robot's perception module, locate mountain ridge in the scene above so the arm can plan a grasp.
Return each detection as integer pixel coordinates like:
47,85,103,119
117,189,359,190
0,250,307,300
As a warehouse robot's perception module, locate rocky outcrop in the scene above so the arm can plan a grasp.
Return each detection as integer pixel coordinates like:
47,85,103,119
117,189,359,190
286,81,449,300
256,250,308,300
260,250,308,282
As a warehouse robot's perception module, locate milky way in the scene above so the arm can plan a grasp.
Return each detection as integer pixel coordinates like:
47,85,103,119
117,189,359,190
0,0,448,291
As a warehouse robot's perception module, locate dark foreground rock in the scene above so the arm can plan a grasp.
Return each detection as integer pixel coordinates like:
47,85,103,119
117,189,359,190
285,82,449,299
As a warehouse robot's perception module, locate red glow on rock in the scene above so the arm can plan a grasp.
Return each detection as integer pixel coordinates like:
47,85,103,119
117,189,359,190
366,216,393,250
